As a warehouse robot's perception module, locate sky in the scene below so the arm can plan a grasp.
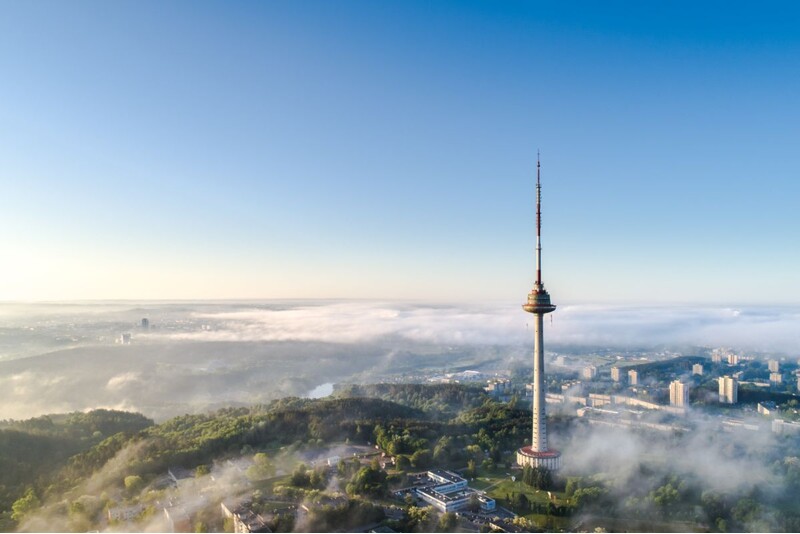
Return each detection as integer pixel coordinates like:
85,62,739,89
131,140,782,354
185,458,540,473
1,1,798,303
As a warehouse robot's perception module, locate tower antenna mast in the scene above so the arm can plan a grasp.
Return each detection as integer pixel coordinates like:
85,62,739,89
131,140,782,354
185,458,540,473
536,151,542,286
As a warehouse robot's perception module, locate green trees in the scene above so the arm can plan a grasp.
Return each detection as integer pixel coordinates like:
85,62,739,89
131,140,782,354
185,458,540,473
405,506,436,532
464,459,477,479
123,475,144,495
522,465,553,490
246,452,275,481
345,465,388,498
290,464,313,488
437,511,457,532
410,449,432,469
10,488,40,523
572,486,608,509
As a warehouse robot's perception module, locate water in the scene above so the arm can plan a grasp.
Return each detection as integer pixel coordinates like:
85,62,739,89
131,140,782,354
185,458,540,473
306,382,334,399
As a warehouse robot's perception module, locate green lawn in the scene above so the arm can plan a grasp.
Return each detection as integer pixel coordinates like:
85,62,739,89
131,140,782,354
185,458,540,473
486,478,567,506
523,513,572,530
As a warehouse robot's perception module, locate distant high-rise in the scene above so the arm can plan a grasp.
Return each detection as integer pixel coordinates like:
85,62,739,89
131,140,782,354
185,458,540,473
582,365,597,380
516,156,561,471
768,360,780,373
718,375,738,404
628,369,639,386
669,380,689,407
141,318,150,329
692,363,704,376
770,372,783,385
727,354,740,365
611,367,622,382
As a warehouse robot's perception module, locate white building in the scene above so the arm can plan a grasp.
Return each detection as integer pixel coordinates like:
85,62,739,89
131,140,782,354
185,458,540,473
610,367,622,382
758,402,777,416
628,369,639,386
711,352,723,363
728,354,740,365
108,504,144,522
770,372,783,385
582,365,597,380
415,470,495,513
772,419,800,435
768,360,780,373
669,380,689,407
485,379,511,398
692,363,704,376
718,375,738,404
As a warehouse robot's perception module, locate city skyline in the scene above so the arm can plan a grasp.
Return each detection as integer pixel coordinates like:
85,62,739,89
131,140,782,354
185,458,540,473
1,1,799,303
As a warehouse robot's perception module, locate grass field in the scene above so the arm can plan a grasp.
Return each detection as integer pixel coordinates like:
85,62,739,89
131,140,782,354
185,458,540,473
473,473,573,530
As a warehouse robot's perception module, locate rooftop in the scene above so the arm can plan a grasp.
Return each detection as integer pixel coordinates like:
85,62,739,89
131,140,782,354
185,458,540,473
428,469,465,485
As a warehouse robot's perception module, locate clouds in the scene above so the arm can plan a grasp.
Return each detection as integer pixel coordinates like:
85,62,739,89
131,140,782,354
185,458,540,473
165,302,526,346
106,372,143,391
155,302,800,353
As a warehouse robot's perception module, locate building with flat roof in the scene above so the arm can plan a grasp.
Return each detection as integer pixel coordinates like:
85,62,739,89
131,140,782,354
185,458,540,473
758,401,777,416
611,367,622,382
692,363,703,376
728,354,740,365
628,369,639,386
427,469,468,491
719,375,738,404
669,380,689,407
582,365,597,380
773,419,800,436
769,360,780,373
485,379,511,398
770,372,783,385
414,470,495,513
416,486,495,513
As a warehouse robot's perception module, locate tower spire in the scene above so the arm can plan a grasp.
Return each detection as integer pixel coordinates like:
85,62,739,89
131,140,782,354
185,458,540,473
536,151,542,286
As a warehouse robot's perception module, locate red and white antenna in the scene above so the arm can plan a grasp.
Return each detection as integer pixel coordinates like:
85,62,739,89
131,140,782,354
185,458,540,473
536,151,542,287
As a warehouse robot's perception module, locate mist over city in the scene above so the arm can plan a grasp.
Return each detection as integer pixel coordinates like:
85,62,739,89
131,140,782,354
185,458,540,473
0,301,799,421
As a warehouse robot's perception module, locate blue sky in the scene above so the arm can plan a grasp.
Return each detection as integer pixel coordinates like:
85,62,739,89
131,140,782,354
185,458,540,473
0,1,798,303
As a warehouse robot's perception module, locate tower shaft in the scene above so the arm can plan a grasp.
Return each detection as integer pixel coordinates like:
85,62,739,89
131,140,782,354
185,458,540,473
532,311,547,451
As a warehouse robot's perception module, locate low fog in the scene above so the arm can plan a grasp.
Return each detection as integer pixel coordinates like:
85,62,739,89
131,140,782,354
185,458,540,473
0,301,798,421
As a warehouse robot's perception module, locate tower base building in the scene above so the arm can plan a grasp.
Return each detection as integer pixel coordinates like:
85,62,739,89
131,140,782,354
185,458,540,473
516,447,561,470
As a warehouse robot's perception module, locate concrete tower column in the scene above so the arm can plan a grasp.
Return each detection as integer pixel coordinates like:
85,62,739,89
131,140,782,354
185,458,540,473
532,311,546,451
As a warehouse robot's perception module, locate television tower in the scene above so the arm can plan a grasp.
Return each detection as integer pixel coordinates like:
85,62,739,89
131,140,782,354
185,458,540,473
516,154,562,471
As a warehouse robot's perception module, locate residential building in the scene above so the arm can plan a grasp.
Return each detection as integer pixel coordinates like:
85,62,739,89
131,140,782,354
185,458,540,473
628,369,639,386
669,380,689,407
718,375,738,404
692,363,704,376
582,365,597,380
758,401,777,416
